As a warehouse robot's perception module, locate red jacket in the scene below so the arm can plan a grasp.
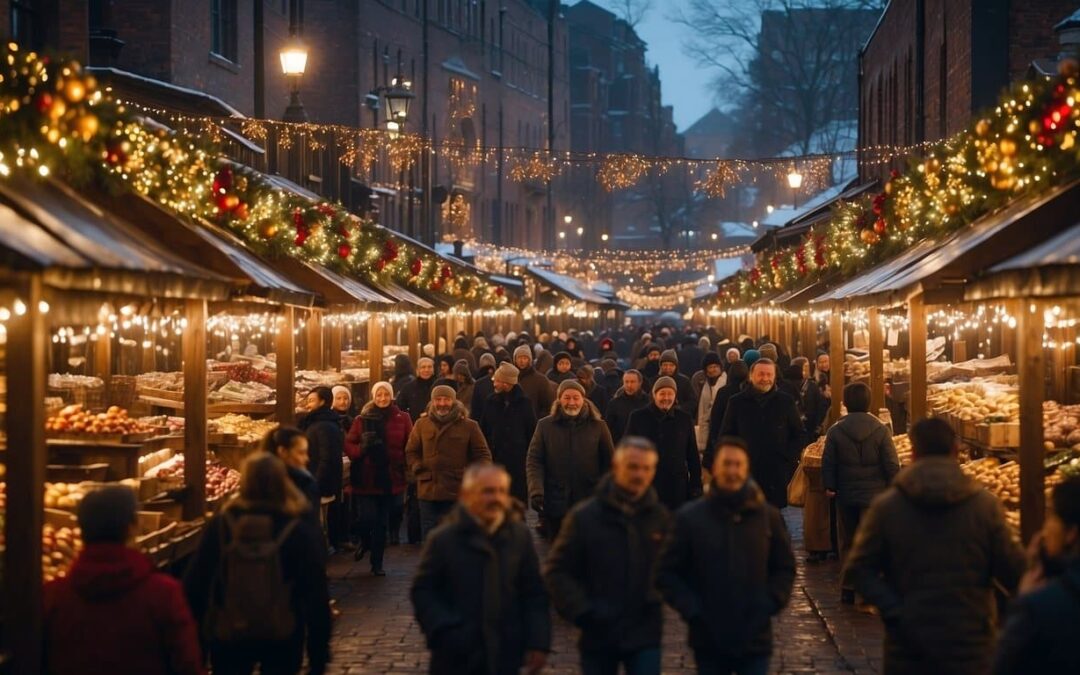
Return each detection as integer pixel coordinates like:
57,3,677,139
345,402,412,495
43,543,206,675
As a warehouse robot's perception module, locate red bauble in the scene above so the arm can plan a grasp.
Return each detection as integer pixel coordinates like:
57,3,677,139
339,226,351,238
441,264,452,279
873,218,887,234
234,202,249,221
338,243,352,259
294,229,308,247
430,279,443,291
292,208,305,229
35,92,54,114
383,240,399,261
376,258,387,272
213,167,233,196
410,258,423,276
495,287,505,297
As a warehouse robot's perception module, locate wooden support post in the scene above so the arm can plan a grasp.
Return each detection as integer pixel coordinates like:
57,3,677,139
3,275,46,675
1051,326,1067,404
952,340,968,364
1018,299,1046,543
182,299,208,521
93,323,112,407
328,321,342,371
908,294,928,425
368,315,384,383
869,307,885,413
305,310,323,370
830,309,845,422
276,306,296,426
408,314,421,365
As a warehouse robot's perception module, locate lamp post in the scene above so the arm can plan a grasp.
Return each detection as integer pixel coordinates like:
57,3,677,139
279,34,309,122
562,215,573,251
787,166,803,209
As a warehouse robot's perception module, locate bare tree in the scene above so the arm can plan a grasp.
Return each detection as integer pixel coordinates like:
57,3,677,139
675,0,882,156
604,0,652,28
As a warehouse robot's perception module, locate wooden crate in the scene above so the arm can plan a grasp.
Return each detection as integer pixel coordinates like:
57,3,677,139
976,422,1020,448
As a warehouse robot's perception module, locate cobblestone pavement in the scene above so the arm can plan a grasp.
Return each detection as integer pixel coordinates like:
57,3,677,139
325,508,885,674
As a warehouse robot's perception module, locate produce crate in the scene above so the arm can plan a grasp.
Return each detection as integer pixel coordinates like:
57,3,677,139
136,386,184,402
140,496,184,524
46,463,110,483
961,418,979,441
43,508,78,529
976,422,1020,449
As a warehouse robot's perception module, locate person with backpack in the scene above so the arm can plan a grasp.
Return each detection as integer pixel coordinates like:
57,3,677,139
184,454,331,675
44,485,205,675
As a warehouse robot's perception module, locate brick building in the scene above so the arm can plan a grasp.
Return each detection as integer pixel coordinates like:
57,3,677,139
859,0,1079,183
563,0,683,249
2,0,569,249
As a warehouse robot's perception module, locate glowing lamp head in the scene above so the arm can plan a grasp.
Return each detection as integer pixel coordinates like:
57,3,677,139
384,77,415,122
279,36,309,76
787,169,803,189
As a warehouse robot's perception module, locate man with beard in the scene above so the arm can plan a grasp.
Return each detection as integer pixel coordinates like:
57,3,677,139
405,385,492,538
625,377,703,512
412,465,550,675
397,357,437,422
719,359,805,508
515,344,556,419
545,437,670,674
658,350,697,418
605,369,651,445
640,345,662,385
527,380,614,539
478,363,537,505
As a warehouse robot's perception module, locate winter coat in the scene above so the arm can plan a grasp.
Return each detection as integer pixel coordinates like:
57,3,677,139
778,377,828,437
183,505,331,674
470,374,495,419
457,381,476,414
478,384,537,503
396,375,436,422
344,402,412,496
718,387,805,508
405,400,492,502
641,360,661,387
992,558,1080,675
706,377,747,459
600,368,623,396
604,388,652,445
526,400,615,519
411,504,551,675
582,381,610,416
453,347,478,374
669,371,698,417
821,412,899,507
678,345,704,378
657,481,795,658
298,407,345,498
44,544,205,675
547,368,577,385
544,475,670,655
286,465,322,532
624,403,703,511
517,365,556,419
843,457,1025,675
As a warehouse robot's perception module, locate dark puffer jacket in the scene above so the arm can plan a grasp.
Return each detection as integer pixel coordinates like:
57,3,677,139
299,406,345,498
992,559,1080,674
843,457,1025,675
517,365,556,419
544,475,670,655
526,400,615,519
604,388,651,445
718,387,805,508
411,504,551,675
821,412,900,507
657,481,795,658
396,375,435,422
478,384,538,504
705,376,747,462
624,403,703,511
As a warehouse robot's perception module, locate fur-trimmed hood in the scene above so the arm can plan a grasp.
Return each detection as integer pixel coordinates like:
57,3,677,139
549,397,603,423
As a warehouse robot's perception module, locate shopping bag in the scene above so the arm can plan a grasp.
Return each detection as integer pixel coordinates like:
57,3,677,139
787,461,809,507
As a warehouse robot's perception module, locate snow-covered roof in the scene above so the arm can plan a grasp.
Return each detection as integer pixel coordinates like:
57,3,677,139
527,266,612,306
761,180,851,229
713,257,746,280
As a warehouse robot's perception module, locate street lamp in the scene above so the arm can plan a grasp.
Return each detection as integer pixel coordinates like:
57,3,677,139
383,75,415,125
787,167,803,208
576,226,583,236
601,233,609,243
279,34,309,122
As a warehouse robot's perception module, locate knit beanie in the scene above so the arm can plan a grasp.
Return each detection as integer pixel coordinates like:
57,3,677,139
699,336,711,350
600,358,618,372
576,364,594,378
652,376,677,395
453,360,473,379
431,384,457,401
554,351,572,366
493,362,520,385
514,344,533,362
758,343,779,362
660,349,679,365
479,353,496,369
743,349,761,367
557,379,586,397
331,385,352,406
418,356,435,369
370,381,394,400
702,352,722,369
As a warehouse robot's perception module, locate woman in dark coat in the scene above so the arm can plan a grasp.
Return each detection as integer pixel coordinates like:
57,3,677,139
344,381,412,574
184,454,331,675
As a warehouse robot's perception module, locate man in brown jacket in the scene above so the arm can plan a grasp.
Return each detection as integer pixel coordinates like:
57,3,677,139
406,384,492,539
844,418,1025,674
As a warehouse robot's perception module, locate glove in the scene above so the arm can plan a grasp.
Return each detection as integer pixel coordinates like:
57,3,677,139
530,495,544,514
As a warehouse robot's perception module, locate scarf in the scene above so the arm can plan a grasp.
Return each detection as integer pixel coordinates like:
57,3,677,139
429,403,462,425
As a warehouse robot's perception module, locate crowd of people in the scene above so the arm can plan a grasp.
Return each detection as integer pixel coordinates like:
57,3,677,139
37,324,1080,674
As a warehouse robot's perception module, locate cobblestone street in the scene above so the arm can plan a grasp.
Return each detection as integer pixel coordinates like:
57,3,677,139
325,508,885,674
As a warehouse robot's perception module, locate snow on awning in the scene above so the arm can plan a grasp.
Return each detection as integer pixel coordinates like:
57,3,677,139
526,266,612,306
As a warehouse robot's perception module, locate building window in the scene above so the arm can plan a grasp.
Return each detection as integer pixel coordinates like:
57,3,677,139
10,0,42,51
211,0,239,62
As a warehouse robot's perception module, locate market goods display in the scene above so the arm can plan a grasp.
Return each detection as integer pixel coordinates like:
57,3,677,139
1043,401,1080,450
961,458,1021,529
894,434,912,466
138,415,185,434
145,455,240,501
47,374,104,389
209,379,275,404
45,404,152,437
295,369,352,389
209,413,278,444
216,361,275,386
44,478,141,510
135,371,185,393
928,381,1019,424
41,523,82,582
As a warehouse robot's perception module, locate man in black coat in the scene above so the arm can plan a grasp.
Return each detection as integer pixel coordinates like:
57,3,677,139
478,363,537,505
470,353,498,419
545,437,670,674
598,359,623,394
624,377,703,512
719,358,805,508
604,369,651,445
412,464,551,675
299,386,345,499
576,365,610,417
705,361,749,464
397,357,437,422
677,336,705,379
658,350,697,417
658,437,795,674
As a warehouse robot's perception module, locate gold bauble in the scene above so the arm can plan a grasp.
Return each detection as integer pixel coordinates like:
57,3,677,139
222,194,240,210
884,181,893,195
999,138,1018,157
48,99,66,120
927,157,941,173
975,119,991,137
63,79,86,103
258,220,278,238
75,113,99,141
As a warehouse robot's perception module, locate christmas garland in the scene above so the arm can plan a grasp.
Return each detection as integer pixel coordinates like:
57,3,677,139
714,61,1080,308
0,45,507,308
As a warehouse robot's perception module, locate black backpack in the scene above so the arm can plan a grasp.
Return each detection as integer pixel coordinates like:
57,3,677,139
207,512,299,643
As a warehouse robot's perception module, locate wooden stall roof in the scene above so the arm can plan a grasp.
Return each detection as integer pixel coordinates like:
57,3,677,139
847,179,1080,308
379,280,439,311
269,255,398,309
965,220,1080,301
750,178,874,253
86,189,316,307
526,266,613,307
0,176,232,299
808,239,940,309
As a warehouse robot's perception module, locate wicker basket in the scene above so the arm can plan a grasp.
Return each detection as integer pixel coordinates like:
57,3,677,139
110,375,137,409
47,383,106,411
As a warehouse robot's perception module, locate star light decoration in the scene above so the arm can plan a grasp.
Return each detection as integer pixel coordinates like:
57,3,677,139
0,43,507,308
710,59,1080,309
